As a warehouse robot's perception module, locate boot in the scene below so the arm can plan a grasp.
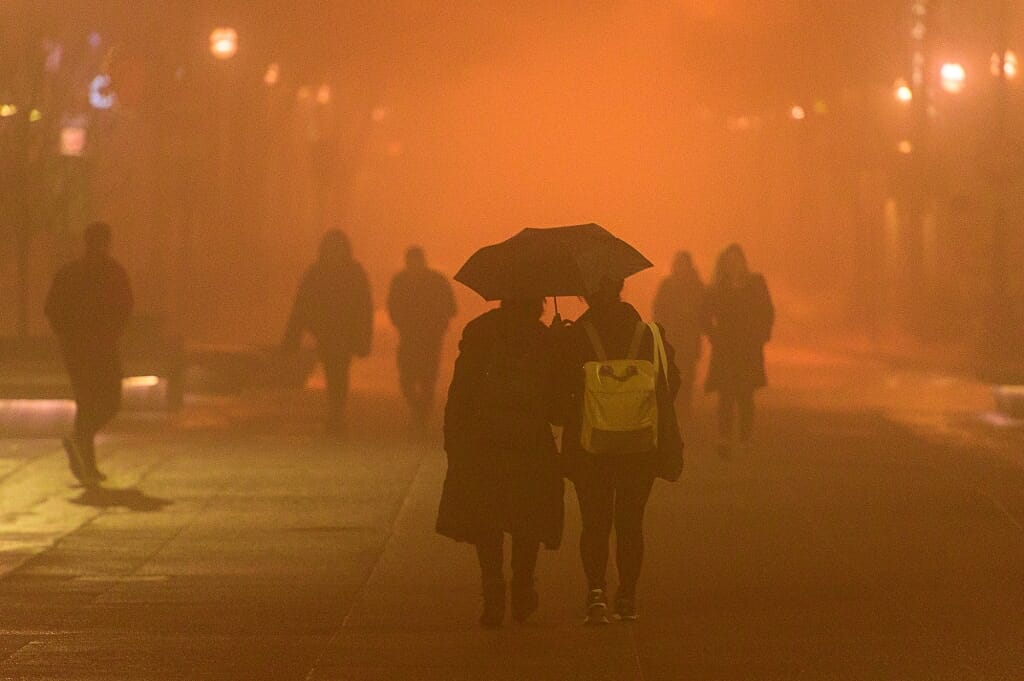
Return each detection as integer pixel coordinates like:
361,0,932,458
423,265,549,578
480,580,506,629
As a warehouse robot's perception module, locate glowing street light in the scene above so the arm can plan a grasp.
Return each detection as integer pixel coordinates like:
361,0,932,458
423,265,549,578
991,50,1019,80
263,63,280,86
789,105,806,121
897,140,914,155
0,104,17,118
894,79,914,103
209,28,238,60
316,84,331,105
940,62,966,93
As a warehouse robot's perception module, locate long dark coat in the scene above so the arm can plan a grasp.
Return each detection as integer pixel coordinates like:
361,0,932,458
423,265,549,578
704,273,774,394
554,301,682,483
283,256,373,357
653,274,705,366
436,308,564,549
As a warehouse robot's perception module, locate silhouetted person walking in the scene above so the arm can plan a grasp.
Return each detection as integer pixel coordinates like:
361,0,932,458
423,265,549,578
437,298,564,628
704,244,774,458
555,278,681,624
653,251,706,419
45,222,133,485
282,230,373,434
387,246,457,428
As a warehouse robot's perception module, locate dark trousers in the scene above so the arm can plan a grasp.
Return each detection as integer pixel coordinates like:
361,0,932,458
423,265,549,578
475,532,540,587
66,353,122,469
320,351,352,430
574,462,655,597
719,388,755,441
396,336,442,421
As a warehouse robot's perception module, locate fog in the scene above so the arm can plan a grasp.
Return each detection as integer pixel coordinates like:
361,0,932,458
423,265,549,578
2,1,1022,370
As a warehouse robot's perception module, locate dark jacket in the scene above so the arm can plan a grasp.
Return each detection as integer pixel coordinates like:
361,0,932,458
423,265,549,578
704,273,774,393
45,255,133,359
653,274,705,364
437,308,564,549
283,257,373,357
554,301,682,482
387,267,456,342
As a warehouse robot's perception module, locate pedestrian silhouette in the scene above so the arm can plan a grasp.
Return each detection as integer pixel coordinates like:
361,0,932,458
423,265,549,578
282,229,373,434
554,277,682,624
387,246,457,428
703,243,774,458
44,222,133,485
437,298,564,628
653,251,706,420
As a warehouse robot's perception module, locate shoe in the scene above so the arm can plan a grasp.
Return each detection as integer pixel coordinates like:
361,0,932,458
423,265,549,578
613,595,638,621
584,588,609,625
480,580,506,629
511,583,539,623
62,437,85,482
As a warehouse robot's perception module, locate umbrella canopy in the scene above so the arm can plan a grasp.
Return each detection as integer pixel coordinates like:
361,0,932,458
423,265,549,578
455,223,653,301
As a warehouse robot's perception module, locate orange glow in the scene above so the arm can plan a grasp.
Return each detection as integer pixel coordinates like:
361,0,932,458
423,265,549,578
790,105,806,120
940,62,966,93
898,140,913,155
894,79,913,103
209,27,238,60
316,84,331,105
264,63,281,86
123,376,162,388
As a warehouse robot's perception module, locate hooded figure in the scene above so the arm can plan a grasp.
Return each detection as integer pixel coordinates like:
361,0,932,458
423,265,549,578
437,298,564,628
45,222,134,485
652,251,706,418
703,243,774,458
282,229,373,433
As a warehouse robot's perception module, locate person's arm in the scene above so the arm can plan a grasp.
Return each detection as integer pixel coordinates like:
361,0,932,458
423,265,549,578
386,275,402,331
443,321,486,458
113,265,134,340
755,275,775,343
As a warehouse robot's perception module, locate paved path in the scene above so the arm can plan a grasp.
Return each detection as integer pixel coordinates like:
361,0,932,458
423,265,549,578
0,352,1022,680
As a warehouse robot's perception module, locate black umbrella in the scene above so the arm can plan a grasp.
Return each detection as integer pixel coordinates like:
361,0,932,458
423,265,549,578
454,223,653,302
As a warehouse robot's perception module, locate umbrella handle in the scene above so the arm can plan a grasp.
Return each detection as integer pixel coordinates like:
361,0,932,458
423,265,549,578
553,296,559,316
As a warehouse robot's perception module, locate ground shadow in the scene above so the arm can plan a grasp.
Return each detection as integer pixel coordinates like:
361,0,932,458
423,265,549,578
70,486,173,512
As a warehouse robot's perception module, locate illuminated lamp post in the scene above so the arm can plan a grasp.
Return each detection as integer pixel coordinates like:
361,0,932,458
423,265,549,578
209,28,238,60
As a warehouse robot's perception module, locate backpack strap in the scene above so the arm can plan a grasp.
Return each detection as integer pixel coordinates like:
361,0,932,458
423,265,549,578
626,321,647,360
582,321,608,362
647,322,670,384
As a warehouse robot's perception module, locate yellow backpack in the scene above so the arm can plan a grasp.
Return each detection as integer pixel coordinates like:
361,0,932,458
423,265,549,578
580,320,669,454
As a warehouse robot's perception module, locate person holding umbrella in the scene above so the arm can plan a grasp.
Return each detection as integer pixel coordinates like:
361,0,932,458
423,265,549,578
450,223,682,626
436,297,563,628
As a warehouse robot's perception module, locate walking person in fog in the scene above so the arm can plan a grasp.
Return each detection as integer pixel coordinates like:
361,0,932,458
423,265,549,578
282,229,373,435
45,222,133,485
436,298,563,629
555,277,681,624
387,246,457,429
704,243,774,459
653,251,706,420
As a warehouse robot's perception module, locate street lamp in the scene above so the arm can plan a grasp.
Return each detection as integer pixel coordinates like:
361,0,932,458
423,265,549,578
895,79,914,103
209,28,238,60
940,62,966,93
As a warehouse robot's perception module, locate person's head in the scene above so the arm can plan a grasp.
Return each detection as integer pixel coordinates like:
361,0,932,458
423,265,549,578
671,251,696,278
318,229,352,263
500,297,545,320
405,246,426,271
713,243,749,287
583,277,624,310
83,222,112,257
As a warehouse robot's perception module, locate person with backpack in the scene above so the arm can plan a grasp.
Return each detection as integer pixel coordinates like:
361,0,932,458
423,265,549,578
436,298,564,628
554,277,682,624
703,243,774,458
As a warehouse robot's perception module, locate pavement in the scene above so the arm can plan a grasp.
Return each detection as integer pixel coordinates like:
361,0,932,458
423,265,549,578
0,347,1022,680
